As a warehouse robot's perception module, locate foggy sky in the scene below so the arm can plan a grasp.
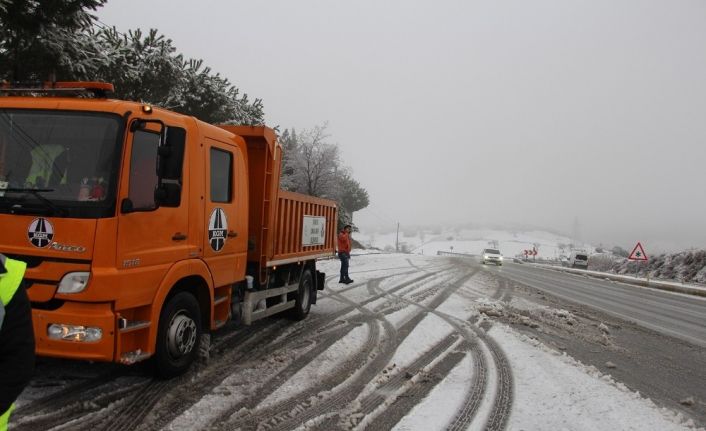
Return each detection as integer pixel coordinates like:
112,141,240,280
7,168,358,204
98,0,706,252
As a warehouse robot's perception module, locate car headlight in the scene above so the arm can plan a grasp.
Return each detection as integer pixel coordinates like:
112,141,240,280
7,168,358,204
57,272,90,294
499,256,504,260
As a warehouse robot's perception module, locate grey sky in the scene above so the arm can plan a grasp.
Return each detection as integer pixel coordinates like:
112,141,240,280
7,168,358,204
98,0,706,252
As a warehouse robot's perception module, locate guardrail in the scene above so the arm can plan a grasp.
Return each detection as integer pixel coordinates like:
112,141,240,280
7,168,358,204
528,263,706,298
437,251,476,258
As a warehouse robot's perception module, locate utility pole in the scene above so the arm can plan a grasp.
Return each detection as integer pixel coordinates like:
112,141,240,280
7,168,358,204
395,222,400,253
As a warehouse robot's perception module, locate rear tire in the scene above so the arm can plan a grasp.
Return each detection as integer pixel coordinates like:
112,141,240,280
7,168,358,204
154,292,202,379
290,269,313,320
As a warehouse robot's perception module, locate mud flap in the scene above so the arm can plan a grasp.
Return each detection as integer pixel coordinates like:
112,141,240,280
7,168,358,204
311,270,324,305
316,270,325,291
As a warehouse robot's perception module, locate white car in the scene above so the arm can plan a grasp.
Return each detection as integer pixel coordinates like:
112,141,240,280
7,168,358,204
568,251,589,269
480,248,503,266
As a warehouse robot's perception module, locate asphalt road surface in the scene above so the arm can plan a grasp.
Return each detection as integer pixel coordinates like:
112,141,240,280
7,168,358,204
488,262,706,347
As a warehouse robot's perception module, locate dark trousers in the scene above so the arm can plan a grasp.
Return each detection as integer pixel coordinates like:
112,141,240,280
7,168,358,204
0,282,35,415
338,252,350,281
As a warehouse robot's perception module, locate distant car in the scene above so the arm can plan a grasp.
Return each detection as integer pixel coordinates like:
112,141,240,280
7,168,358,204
568,251,589,269
480,248,503,266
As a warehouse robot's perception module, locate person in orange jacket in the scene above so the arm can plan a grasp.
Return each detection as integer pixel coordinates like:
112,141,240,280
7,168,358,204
337,225,354,284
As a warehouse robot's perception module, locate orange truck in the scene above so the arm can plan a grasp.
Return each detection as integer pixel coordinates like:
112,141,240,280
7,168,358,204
0,82,337,377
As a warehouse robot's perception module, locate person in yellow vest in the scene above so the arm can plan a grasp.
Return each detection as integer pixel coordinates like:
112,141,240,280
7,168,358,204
0,254,35,431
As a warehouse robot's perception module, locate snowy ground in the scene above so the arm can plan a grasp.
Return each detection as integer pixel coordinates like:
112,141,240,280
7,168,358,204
12,254,703,431
354,227,594,260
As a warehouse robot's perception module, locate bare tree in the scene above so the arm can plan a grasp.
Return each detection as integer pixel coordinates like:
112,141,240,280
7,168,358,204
278,123,370,230
292,123,340,199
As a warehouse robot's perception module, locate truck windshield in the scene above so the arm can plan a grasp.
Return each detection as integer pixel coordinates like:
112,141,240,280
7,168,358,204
0,109,123,218
485,249,500,254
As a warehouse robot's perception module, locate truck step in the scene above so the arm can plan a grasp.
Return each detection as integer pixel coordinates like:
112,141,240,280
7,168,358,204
242,284,299,325
119,350,151,365
214,295,229,306
118,319,151,333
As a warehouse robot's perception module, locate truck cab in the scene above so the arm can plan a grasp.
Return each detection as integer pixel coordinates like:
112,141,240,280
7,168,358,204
0,82,336,377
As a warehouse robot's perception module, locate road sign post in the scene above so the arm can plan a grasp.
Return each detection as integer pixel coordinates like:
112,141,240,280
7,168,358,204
628,242,648,278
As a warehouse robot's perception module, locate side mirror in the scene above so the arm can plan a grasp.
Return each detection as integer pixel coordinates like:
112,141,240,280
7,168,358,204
155,127,185,207
155,182,181,207
157,128,185,180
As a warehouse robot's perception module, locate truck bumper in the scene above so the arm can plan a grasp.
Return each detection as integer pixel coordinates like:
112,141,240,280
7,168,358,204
33,301,116,362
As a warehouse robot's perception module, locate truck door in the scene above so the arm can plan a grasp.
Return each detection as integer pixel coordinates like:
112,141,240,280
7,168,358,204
117,125,191,274
203,138,246,287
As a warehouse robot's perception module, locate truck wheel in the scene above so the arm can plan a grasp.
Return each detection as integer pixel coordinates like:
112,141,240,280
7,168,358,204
154,292,202,379
291,269,313,320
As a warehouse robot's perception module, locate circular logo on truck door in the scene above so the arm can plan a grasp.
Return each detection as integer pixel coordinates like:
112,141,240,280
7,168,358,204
208,208,228,252
28,218,54,248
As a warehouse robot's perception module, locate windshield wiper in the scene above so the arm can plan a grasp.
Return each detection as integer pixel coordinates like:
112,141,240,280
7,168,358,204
1,188,67,216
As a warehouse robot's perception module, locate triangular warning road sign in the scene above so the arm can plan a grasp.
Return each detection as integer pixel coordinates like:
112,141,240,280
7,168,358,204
628,242,648,261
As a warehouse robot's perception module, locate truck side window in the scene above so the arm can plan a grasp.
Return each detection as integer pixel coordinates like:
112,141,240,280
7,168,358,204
128,130,159,210
210,148,232,203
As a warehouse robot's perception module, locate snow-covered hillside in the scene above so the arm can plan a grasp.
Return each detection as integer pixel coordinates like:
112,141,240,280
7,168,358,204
353,227,595,259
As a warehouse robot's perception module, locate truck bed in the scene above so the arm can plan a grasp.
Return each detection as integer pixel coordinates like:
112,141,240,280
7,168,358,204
269,190,337,266
217,125,337,283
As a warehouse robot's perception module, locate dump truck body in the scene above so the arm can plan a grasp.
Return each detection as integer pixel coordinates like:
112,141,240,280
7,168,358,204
0,83,336,376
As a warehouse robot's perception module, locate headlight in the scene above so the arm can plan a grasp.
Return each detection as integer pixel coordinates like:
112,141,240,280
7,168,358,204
47,324,102,342
499,256,504,260
57,272,90,294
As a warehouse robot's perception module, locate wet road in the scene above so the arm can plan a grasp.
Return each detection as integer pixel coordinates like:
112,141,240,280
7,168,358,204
485,262,706,347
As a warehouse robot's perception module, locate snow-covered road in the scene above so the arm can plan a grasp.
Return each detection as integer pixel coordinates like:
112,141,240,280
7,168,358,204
12,254,704,431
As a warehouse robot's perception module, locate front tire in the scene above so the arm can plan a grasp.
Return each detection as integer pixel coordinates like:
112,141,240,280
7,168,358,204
290,269,313,320
154,292,202,379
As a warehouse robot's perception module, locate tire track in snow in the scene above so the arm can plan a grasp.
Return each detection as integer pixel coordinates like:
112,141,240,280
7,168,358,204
202,272,439,431
203,314,379,429
473,323,514,431
16,262,453,431
361,264,513,431
492,278,509,301
220,270,467,430
217,285,397,431
95,380,172,431
362,342,469,431
339,334,464,429
360,268,495,431
136,308,365,431
255,267,476,431
67,318,289,431
14,369,126,418
332,271,417,295
12,379,148,431
143,268,432,431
